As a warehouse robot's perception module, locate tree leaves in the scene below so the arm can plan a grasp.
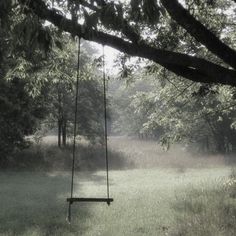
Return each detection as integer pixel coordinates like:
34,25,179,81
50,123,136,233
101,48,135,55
83,8,100,29
0,77,47,162
130,0,161,24
13,15,53,58
142,0,160,24
0,0,13,27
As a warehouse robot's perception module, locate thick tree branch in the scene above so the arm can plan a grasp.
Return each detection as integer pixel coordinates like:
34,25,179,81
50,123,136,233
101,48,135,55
160,0,236,70
19,0,236,86
163,64,216,84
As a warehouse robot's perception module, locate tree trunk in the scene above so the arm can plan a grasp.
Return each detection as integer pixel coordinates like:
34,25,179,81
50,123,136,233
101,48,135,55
57,84,62,148
62,120,67,147
58,120,62,147
205,136,209,152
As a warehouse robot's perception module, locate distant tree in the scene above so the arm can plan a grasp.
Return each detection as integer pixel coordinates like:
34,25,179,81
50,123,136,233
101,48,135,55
118,70,236,154
109,76,153,137
44,37,106,147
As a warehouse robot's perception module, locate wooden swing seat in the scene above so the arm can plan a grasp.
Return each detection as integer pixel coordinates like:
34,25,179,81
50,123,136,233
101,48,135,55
67,197,113,205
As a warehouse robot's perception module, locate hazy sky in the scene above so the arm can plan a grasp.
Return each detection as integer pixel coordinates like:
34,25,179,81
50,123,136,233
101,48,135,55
89,41,120,75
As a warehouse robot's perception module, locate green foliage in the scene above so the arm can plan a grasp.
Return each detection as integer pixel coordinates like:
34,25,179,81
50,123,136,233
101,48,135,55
130,0,163,24
109,64,236,154
107,0,236,153
109,76,154,136
0,77,47,165
0,3,56,164
0,2,54,79
40,36,106,145
0,1,107,160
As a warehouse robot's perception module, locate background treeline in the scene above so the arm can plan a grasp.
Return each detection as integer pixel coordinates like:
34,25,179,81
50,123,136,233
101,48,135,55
109,72,236,155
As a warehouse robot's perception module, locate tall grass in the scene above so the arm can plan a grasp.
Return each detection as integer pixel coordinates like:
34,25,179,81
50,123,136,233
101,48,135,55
171,169,236,236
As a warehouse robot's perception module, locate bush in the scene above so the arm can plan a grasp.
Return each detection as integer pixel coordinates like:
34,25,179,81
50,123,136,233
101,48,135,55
3,142,130,171
0,77,47,166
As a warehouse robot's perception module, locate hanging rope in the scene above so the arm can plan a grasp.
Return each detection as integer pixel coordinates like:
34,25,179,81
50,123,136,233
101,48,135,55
67,37,81,223
102,45,110,204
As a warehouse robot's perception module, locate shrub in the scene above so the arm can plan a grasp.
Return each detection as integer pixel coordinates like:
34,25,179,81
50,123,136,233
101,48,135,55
3,142,131,171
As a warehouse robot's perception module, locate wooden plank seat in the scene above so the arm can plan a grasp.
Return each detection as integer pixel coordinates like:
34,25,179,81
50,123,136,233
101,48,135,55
67,197,113,205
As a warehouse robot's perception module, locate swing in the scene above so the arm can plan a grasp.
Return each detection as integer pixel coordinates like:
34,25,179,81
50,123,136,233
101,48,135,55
67,38,113,222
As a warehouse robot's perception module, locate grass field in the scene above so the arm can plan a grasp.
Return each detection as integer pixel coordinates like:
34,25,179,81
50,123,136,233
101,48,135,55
1,137,236,236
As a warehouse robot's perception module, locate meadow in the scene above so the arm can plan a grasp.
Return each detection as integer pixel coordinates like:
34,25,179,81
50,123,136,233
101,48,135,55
1,137,236,236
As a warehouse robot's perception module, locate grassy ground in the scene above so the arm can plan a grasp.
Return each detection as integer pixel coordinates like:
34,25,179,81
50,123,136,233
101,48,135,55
108,137,227,169
0,168,232,236
1,137,235,235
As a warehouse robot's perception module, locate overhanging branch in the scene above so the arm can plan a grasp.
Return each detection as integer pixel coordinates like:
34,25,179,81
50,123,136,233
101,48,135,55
19,0,236,86
160,0,236,70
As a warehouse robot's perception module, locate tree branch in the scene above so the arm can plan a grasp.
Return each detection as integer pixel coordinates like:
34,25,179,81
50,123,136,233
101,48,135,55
19,0,236,86
160,0,236,70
